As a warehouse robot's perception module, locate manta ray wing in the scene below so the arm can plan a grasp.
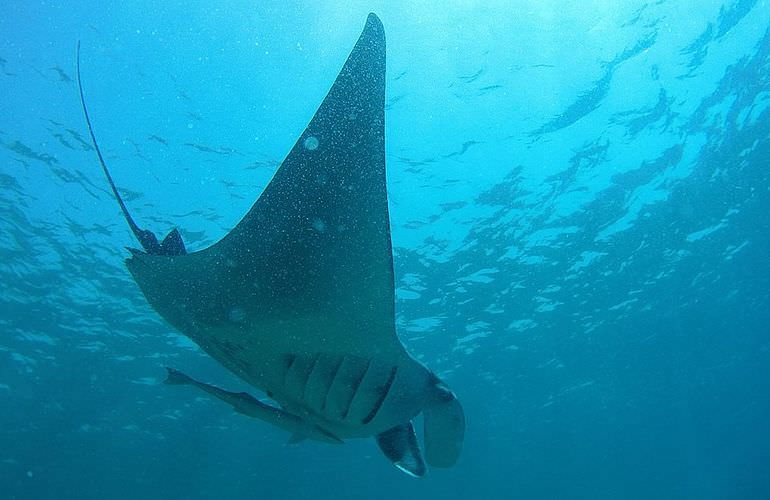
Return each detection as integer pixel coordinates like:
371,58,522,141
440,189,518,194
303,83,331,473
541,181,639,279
126,14,403,364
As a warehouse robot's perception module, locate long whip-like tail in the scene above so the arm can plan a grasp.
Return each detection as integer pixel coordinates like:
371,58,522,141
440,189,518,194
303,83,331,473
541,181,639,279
75,40,162,254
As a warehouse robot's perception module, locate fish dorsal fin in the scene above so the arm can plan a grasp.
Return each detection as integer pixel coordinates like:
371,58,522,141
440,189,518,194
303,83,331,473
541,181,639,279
159,228,186,255
126,14,403,359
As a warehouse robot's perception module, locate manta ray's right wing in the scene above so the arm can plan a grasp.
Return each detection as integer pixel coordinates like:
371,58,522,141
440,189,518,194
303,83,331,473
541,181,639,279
125,14,401,361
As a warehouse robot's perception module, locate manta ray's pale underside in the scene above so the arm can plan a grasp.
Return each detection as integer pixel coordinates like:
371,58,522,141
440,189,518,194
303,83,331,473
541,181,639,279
77,13,464,477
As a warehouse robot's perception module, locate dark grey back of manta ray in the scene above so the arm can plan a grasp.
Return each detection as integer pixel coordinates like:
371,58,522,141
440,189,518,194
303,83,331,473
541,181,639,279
119,14,463,472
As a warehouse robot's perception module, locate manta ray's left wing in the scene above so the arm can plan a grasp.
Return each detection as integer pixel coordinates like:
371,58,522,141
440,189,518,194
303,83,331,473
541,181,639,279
125,14,404,363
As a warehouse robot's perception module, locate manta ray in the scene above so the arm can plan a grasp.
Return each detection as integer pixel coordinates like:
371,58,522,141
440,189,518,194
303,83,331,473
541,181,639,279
76,13,464,477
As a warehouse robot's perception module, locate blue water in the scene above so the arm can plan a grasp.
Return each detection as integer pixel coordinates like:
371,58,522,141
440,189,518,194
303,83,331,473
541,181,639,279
2,1,769,498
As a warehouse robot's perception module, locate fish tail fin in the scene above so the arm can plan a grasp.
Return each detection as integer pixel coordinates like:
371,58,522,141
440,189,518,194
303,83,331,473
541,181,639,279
163,367,193,385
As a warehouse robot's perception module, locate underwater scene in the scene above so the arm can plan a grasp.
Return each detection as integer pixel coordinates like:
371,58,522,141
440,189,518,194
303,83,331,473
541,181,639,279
1,1,769,499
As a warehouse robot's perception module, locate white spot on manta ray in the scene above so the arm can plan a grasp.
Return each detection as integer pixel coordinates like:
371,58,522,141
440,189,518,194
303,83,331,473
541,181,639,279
229,307,246,323
312,218,326,233
303,136,319,150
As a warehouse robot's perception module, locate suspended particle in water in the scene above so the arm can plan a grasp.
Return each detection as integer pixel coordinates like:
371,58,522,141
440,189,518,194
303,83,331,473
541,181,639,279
304,136,319,150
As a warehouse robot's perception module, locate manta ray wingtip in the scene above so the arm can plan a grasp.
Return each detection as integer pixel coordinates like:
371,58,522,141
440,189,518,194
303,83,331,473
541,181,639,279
365,13,384,34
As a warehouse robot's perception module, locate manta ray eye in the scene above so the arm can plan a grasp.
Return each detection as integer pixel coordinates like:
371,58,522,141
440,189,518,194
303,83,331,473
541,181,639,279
434,381,456,402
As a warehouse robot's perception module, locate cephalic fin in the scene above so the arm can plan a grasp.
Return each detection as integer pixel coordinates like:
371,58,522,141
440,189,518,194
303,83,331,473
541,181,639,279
423,378,465,468
375,421,427,478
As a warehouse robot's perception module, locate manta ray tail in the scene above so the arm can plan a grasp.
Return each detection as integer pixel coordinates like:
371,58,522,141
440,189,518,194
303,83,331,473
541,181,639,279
76,41,185,256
